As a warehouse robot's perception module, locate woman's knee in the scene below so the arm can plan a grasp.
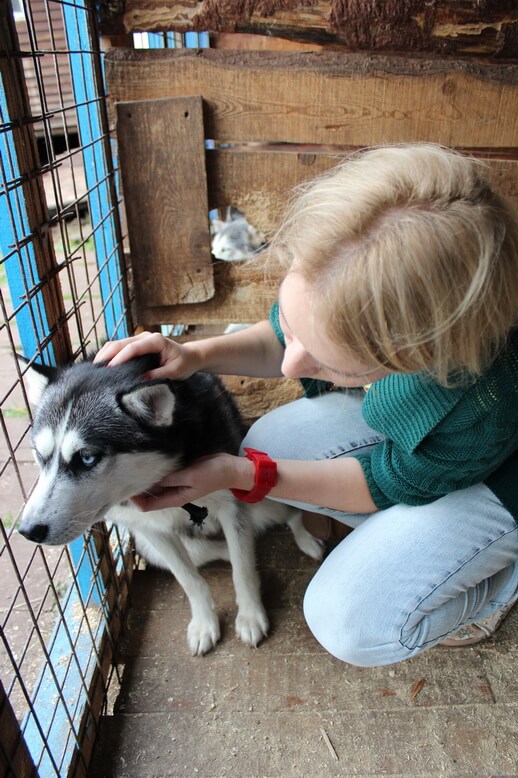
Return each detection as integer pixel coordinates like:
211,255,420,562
303,575,371,666
241,393,375,460
241,401,309,458
302,560,416,668
241,412,275,453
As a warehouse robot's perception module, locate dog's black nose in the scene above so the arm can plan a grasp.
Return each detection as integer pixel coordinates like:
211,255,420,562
19,523,49,543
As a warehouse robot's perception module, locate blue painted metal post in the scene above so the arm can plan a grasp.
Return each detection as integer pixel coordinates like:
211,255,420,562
62,0,127,343
0,85,54,365
1,67,103,778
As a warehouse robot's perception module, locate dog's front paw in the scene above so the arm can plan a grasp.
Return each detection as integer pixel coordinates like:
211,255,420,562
235,608,269,648
187,613,221,656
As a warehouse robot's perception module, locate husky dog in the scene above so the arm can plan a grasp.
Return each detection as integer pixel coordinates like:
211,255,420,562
19,353,322,655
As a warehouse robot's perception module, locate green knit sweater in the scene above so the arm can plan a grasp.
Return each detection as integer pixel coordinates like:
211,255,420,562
269,302,518,521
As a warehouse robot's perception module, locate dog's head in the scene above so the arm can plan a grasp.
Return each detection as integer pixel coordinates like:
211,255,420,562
18,353,181,545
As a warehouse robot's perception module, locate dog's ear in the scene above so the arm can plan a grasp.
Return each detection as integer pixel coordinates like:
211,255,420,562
118,382,176,427
17,356,59,407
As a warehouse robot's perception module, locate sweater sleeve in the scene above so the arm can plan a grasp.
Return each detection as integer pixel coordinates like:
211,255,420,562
356,416,518,510
355,442,454,510
355,359,518,509
269,301,285,347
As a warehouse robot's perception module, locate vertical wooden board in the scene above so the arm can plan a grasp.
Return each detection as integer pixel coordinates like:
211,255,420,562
116,96,214,307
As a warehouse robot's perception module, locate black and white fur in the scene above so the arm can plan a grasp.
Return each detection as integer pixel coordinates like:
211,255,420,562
19,353,322,654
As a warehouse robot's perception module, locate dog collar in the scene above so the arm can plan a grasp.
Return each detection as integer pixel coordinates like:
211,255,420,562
182,502,208,527
230,448,277,503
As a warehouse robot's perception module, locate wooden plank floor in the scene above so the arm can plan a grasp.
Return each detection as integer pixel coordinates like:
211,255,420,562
90,526,518,777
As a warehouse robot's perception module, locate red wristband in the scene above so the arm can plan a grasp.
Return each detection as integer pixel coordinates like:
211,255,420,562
230,448,277,503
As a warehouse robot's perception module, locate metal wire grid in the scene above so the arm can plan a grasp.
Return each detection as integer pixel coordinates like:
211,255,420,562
0,0,134,774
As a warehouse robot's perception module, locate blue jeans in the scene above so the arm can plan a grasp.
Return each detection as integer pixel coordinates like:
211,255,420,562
242,391,518,666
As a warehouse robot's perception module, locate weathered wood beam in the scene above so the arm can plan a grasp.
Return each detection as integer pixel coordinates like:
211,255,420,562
100,1,518,59
105,49,518,149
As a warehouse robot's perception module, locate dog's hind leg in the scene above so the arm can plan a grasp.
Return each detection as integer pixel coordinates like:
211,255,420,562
286,510,325,561
133,530,221,655
181,535,230,566
216,500,269,647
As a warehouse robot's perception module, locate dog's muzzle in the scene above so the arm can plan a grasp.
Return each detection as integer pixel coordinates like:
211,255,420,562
18,522,49,544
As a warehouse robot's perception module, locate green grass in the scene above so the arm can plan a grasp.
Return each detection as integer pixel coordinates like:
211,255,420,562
3,407,29,419
2,514,16,530
54,234,96,254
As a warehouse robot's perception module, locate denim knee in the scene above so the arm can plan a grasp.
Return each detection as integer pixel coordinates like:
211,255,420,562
303,578,368,667
240,415,270,454
240,408,305,459
240,392,375,461
302,570,415,668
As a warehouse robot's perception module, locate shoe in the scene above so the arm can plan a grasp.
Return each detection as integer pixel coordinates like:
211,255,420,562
440,600,516,647
302,511,352,542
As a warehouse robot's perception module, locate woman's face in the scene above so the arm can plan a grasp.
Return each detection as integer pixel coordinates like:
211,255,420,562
278,272,391,388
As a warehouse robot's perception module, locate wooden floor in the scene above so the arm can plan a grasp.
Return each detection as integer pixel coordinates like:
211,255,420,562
90,526,518,777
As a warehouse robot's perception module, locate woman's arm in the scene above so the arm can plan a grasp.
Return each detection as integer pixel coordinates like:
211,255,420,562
131,453,379,515
270,457,378,513
95,320,285,380
186,320,285,377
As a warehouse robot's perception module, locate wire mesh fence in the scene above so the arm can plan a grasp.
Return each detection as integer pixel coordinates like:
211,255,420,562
0,0,135,774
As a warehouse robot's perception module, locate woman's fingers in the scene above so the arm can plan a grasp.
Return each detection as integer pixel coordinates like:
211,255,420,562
94,332,175,368
131,486,192,512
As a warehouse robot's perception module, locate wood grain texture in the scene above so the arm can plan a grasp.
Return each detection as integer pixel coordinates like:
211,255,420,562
0,681,37,777
99,1,518,59
116,96,214,309
106,50,518,327
142,260,282,324
106,49,518,149
222,375,303,423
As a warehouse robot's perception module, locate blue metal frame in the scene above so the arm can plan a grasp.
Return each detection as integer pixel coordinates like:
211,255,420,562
0,89,54,365
142,30,210,48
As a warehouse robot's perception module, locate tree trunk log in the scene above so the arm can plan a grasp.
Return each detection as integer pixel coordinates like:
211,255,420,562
99,1,517,59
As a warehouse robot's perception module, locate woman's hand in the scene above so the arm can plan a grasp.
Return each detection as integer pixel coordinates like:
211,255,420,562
94,331,200,380
131,453,255,512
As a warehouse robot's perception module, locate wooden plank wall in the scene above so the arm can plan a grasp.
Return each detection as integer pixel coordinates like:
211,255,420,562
105,48,518,326
106,50,517,148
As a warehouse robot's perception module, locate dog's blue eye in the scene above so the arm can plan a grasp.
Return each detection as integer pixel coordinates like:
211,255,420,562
69,451,101,475
80,453,98,468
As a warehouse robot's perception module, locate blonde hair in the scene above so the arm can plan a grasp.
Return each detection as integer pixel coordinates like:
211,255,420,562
268,144,518,385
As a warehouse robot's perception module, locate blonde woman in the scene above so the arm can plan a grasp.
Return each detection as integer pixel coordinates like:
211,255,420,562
97,144,518,666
